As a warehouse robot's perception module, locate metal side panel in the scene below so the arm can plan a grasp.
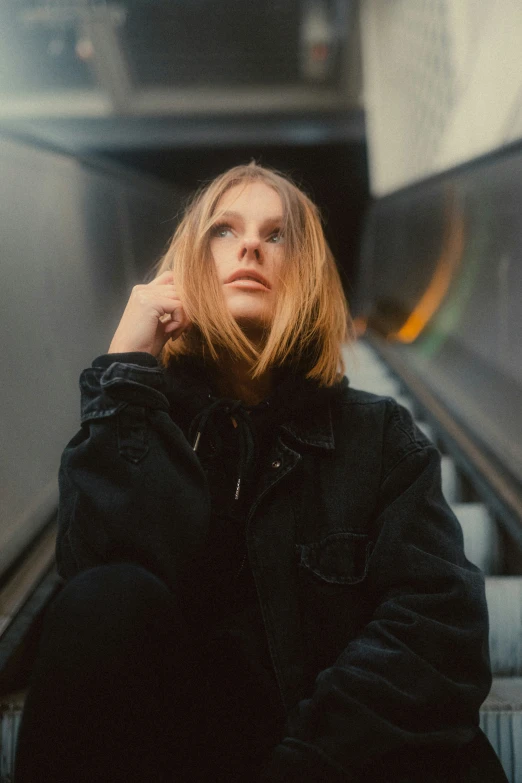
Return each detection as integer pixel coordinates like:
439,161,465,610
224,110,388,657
0,695,24,783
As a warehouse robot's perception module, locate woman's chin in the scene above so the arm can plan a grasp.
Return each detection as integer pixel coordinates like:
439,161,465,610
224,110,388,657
232,313,271,343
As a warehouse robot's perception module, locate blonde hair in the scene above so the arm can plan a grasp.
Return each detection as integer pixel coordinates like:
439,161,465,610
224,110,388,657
149,162,356,387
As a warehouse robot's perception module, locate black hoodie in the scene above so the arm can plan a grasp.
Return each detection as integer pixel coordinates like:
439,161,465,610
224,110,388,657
162,354,343,770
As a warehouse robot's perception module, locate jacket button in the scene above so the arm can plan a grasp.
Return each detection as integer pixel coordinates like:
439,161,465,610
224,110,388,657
271,459,282,469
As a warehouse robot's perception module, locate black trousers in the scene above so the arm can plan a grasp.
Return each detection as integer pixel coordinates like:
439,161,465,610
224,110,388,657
13,563,509,783
14,563,272,783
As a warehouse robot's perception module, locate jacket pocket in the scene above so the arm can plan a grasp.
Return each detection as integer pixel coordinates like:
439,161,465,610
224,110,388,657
117,405,149,463
296,530,372,586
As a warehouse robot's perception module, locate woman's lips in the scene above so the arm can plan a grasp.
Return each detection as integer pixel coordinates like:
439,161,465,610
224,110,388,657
225,279,270,291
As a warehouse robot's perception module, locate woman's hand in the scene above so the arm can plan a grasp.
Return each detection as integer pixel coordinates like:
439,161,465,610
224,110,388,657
108,270,191,358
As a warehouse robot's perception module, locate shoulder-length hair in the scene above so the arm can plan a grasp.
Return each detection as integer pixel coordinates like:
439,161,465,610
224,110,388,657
148,161,356,387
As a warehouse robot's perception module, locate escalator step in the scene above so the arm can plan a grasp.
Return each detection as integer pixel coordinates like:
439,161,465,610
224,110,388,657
480,677,522,783
441,455,461,504
452,503,501,575
485,578,522,676
415,420,434,443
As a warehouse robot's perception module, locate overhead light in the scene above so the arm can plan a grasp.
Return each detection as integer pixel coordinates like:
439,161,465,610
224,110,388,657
75,37,95,61
20,4,126,28
300,0,336,82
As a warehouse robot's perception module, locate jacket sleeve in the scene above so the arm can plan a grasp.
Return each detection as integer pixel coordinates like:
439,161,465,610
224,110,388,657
259,399,492,782
56,352,210,590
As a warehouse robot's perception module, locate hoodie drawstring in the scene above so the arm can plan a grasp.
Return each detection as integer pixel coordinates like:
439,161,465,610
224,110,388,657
189,398,258,500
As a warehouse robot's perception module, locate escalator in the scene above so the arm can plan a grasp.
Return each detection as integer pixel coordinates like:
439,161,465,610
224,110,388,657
1,129,521,780
345,337,522,782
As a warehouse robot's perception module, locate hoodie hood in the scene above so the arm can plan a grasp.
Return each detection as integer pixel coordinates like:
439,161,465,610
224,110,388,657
164,354,348,501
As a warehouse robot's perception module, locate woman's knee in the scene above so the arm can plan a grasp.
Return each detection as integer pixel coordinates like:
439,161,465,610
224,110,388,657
56,561,171,607
38,563,184,666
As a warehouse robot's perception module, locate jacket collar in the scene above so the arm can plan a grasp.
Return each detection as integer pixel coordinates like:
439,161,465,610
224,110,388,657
279,374,348,451
164,353,347,452
280,402,335,450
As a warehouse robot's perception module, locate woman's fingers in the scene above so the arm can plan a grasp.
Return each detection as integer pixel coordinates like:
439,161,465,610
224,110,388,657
108,271,191,356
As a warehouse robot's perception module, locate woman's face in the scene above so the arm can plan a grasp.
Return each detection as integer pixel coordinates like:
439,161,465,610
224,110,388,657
209,181,284,340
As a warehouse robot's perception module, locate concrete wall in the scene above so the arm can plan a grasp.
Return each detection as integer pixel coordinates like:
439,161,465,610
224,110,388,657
361,0,522,195
0,135,181,578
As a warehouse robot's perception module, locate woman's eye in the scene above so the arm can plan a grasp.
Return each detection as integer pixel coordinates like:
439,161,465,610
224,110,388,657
268,231,284,243
212,223,232,238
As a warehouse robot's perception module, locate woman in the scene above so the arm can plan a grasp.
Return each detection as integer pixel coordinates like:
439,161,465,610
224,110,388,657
15,163,506,782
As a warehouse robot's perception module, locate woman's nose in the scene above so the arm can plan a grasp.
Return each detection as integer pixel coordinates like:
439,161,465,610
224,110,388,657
240,236,261,260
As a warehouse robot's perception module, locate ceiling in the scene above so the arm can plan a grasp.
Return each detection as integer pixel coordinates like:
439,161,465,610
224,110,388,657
0,0,363,151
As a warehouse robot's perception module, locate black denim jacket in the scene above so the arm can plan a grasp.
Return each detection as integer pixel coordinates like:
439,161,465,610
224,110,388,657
56,352,501,782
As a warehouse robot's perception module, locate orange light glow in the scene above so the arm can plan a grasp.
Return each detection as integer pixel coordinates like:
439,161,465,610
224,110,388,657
353,316,368,337
390,192,464,343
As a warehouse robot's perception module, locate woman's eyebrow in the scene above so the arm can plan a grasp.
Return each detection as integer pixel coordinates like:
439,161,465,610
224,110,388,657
217,210,283,225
